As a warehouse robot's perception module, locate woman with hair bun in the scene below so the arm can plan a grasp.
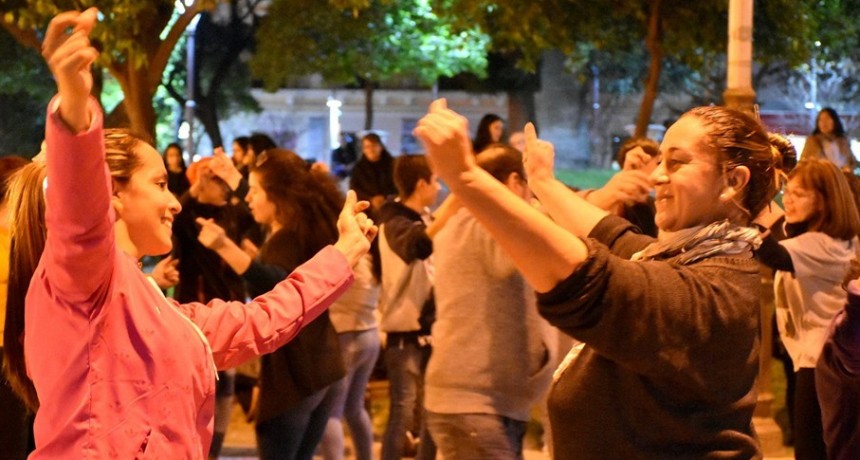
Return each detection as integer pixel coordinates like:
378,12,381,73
414,100,794,458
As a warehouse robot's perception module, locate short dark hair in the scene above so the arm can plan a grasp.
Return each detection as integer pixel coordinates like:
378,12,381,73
394,155,432,198
476,143,525,184
616,137,659,166
233,136,250,151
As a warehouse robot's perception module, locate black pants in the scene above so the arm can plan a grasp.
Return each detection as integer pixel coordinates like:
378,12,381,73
0,349,34,459
794,368,827,460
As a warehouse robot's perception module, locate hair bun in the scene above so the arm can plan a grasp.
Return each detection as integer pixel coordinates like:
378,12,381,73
768,133,797,175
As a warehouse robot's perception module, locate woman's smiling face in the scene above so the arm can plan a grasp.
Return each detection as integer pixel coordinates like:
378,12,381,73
650,115,727,232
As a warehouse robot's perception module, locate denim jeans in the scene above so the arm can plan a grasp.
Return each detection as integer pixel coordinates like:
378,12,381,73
380,337,436,460
426,412,526,460
319,329,381,460
255,383,339,460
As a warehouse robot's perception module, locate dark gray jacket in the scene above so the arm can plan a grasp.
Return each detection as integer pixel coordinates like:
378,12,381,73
540,215,762,459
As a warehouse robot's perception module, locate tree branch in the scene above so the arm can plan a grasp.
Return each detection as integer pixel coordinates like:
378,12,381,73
2,20,41,52
163,65,187,105
150,2,205,92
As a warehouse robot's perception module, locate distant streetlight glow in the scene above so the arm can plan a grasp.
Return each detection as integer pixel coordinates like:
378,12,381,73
327,97,342,151
178,121,190,139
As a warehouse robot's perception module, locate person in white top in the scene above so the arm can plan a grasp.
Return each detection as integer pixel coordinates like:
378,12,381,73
755,158,860,460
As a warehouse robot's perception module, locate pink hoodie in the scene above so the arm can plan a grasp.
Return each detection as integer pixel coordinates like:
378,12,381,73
24,98,353,459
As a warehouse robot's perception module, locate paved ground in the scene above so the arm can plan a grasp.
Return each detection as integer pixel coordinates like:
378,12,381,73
218,403,795,460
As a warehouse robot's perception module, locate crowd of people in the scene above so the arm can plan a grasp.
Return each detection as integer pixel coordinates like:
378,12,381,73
1,7,859,460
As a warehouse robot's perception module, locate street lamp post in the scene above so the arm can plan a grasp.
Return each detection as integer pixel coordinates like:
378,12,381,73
724,1,784,454
723,0,756,114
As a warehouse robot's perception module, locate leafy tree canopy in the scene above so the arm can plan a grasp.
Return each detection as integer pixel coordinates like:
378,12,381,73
251,0,490,90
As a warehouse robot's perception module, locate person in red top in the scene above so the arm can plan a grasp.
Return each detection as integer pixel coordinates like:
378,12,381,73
1,9,376,459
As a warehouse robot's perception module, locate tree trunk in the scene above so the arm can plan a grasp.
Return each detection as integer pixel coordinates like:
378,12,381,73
635,0,664,139
363,81,374,131
196,96,223,148
507,89,536,133
115,64,158,141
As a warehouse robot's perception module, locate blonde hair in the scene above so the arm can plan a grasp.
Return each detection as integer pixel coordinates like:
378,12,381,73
3,161,47,410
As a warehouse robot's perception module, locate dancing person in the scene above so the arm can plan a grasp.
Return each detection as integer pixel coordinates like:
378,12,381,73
754,158,860,460
425,144,554,459
801,108,857,172
199,148,351,460
414,99,791,458
377,155,458,460
1,10,376,458
172,156,258,459
318,252,380,460
581,137,660,237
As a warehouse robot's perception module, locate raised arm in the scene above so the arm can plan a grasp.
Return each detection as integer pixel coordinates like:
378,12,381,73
177,245,354,369
521,123,614,239
413,100,586,292
42,9,115,305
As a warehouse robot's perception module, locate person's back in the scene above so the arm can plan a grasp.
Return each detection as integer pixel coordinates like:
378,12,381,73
425,144,553,459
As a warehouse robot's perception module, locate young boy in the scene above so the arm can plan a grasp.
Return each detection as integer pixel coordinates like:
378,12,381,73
377,155,457,460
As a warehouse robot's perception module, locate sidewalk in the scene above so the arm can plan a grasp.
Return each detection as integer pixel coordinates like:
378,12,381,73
219,402,795,460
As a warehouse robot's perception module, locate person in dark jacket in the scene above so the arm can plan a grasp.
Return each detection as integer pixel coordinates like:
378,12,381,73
200,149,354,460
350,133,397,212
163,142,191,198
414,100,793,459
172,157,259,458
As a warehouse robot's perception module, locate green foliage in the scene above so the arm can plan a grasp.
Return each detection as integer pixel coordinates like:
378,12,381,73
251,0,490,91
2,0,218,69
0,26,52,155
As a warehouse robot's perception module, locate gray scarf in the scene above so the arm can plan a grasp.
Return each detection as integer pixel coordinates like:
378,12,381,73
631,220,761,265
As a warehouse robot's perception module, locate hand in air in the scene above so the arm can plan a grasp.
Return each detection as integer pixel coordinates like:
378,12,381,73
622,147,659,173
413,99,476,186
333,190,377,268
42,8,100,132
593,170,653,208
209,147,242,190
523,122,556,181
151,255,180,289
196,217,228,250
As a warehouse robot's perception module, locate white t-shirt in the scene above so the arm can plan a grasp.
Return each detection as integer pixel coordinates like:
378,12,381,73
774,231,857,370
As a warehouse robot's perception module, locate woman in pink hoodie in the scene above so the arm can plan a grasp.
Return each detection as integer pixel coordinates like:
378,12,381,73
1,9,376,459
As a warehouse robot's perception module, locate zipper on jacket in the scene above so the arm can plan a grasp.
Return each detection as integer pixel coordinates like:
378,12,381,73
146,277,219,381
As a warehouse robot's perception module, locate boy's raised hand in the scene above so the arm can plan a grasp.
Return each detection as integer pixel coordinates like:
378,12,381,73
413,99,476,188
522,122,556,182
